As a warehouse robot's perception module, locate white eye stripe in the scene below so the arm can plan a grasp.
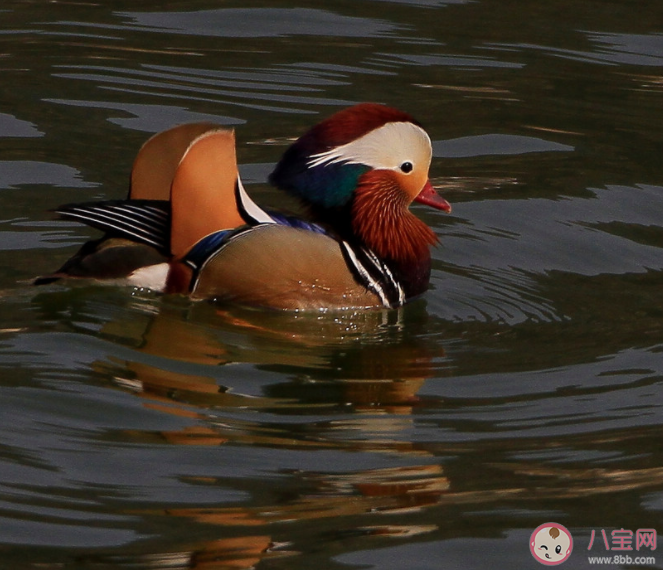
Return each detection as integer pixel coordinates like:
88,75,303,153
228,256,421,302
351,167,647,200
307,121,432,172
309,153,418,172
307,147,354,168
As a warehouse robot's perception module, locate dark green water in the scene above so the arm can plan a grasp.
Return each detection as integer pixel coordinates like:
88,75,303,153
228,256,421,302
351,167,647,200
1,1,663,568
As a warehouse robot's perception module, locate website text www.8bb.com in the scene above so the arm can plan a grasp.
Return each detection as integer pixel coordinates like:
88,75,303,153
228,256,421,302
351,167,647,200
587,554,656,566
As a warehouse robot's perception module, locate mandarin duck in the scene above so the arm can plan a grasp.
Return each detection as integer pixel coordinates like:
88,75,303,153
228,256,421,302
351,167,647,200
36,104,451,310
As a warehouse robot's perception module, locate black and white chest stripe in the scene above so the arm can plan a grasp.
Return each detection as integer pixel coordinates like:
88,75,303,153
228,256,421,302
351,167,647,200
340,241,405,308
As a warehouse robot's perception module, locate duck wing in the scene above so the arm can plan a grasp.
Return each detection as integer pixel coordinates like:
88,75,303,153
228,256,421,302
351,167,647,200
55,199,171,253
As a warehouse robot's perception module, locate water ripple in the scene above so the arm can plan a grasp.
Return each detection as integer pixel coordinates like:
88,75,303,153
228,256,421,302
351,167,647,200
0,113,43,138
432,184,663,323
494,31,663,68
113,8,402,39
52,63,356,114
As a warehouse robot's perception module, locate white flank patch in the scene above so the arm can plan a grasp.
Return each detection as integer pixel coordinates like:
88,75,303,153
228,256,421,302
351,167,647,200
127,263,170,292
237,177,275,224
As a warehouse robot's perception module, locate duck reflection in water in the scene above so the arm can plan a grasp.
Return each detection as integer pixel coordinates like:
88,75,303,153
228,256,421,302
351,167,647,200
29,290,663,569
75,294,446,569
97,297,439,414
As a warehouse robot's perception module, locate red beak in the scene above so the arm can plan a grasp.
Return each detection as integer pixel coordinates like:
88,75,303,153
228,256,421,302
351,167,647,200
414,180,452,213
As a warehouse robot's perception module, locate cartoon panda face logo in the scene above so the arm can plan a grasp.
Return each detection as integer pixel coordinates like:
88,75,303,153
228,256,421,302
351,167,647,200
530,523,573,565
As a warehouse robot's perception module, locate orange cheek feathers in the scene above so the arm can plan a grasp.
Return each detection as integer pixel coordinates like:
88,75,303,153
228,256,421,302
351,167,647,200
394,170,429,203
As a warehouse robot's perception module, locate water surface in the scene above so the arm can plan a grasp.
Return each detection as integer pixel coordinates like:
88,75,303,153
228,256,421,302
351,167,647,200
1,1,663,569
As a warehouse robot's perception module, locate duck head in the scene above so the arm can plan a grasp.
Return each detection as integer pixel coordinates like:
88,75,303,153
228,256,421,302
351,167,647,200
269,103,451,265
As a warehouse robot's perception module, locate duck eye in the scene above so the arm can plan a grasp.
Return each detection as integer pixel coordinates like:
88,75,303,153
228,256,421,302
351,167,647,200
555,545,562,554
400,161,413,173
